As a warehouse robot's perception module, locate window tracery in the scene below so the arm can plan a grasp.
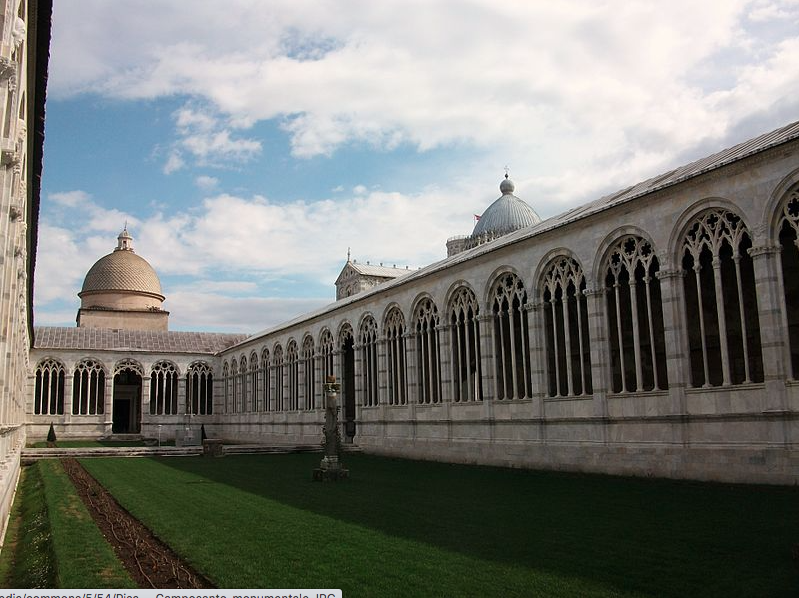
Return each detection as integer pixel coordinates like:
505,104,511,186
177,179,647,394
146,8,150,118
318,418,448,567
150,360,178,415
359,316,379,407
186,361,213,415
34,358,64,415
450,286,482,402
384,308,407,405
302,336,315,410
541,257,592,397
413,298,441,404
778,185,799,378
681,208,763,386
72,358,105,415
604,236,667,393
491,274,529,400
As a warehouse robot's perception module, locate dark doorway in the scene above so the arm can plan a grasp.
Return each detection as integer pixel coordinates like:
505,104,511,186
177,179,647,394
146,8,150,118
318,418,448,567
342,334,356,441
113,369,142,433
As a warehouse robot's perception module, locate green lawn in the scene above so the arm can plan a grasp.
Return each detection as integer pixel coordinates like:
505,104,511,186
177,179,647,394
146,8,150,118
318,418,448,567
0,461,132,588
79,454,799,597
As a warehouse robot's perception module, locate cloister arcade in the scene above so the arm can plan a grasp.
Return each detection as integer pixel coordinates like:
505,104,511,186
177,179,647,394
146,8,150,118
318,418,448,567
213,188,798,428
27,125,799,483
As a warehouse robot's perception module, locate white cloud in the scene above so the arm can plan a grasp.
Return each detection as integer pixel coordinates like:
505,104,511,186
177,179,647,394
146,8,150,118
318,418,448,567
45,0,799,202
163,151,185,174
195,175,219,191
49,190,90,207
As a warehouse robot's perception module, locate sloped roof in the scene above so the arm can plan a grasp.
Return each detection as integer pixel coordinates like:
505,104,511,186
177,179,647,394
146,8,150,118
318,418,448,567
34,327,248,355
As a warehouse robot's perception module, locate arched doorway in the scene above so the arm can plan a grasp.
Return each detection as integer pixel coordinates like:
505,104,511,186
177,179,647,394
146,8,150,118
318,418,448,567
113,361,143,434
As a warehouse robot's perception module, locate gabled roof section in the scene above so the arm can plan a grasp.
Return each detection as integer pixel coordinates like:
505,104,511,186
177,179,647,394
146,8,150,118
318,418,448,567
34,327,248,355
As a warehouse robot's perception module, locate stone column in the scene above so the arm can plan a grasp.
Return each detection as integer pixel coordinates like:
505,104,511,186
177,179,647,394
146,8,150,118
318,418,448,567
655,268,690,416
583,288,609,421
438,323,454,402
477,314,495,441
748,244,789,412
526,301,546,420
298,358,306,412
404,332,418,441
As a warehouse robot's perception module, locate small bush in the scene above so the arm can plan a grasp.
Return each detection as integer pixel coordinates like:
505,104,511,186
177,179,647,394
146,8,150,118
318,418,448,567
46,423,56,444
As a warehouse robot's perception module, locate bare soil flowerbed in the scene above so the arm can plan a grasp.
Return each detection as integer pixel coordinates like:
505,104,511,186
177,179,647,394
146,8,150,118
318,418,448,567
60,458,213,589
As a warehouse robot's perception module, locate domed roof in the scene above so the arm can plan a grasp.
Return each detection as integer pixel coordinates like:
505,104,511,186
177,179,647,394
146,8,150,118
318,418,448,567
79,229,164,300
471,175,541,238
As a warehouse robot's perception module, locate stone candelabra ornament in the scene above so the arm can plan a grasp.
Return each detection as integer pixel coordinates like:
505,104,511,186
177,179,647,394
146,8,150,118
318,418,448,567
313,376,350,481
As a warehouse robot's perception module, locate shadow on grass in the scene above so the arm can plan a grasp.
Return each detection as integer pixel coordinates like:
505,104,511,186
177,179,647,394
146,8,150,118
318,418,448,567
142,452,799,598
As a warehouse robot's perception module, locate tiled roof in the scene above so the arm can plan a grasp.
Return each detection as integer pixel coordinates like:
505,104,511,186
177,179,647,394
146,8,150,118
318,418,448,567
34,327,248,355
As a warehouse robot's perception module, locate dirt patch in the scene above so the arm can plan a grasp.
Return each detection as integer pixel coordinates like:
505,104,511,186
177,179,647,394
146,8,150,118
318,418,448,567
60,458,214,589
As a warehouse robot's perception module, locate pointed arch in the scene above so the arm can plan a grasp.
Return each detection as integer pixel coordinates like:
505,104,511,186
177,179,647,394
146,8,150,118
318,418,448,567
150,360,179,415
186,361,213,415
359,315,379,407
602,235,668,393
680,207,763,386
302,334,316,410
775,182,799,377
72,358,106,416
383,306,407,405
540,256,592,397
489,272,529,400
412,296,441,404
34,358,65,415
448,284,482,402
272,344,284,411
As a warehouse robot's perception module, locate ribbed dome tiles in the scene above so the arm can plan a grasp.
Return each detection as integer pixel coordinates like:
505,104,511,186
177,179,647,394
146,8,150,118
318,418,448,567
80,250,164,299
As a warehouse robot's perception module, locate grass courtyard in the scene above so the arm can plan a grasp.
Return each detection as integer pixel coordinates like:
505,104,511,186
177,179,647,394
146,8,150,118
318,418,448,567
3,453,797,596
71,453,799,597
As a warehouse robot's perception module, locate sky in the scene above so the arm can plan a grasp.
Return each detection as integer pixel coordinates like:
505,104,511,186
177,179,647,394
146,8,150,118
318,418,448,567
34,0,799,333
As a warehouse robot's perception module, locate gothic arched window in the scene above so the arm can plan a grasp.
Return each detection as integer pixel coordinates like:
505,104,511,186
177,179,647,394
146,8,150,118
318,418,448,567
541,257,592,397
450,286,482,402
384,308,407,406
230,359,239,413
222,362,230,413
272,345,284,411
413,298,441,404
302,335,315,410
72,358,106,415
34,358,65,415
238,355,248,413
261,348,271,411
604,236,668,393
778,185,799,378
682,208,763,387
250,352,259,412
286,341,299,411
186,361,213,415
359,316,379,407
491,273,530,400
150,360,178,415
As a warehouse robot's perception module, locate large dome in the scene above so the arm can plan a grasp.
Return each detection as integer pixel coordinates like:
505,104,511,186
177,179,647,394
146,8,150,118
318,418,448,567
471,176,541,238
79,229,164,301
